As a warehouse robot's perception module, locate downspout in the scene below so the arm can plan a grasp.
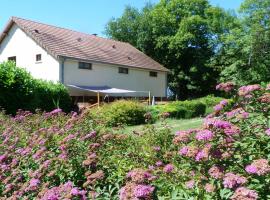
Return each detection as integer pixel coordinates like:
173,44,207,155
60,56,66,84
165,72,168,98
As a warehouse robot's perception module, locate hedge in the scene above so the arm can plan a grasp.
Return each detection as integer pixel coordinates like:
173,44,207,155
153,101,206,119
151,96,230,119
0,61,72,114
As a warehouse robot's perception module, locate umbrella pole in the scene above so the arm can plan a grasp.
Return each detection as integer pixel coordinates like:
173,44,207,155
148,91,151,105
97,92,100,108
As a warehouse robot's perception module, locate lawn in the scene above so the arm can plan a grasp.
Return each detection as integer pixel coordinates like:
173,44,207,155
124,117,203,134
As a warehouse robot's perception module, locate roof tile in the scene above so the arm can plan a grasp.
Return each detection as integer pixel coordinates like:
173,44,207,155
2,17,168,72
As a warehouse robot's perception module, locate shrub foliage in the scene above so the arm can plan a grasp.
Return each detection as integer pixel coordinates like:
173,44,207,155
91,100,148,126
0,62,72,114
0,83,269,199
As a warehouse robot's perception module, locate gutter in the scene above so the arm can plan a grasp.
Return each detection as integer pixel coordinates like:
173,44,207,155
57,55,169,73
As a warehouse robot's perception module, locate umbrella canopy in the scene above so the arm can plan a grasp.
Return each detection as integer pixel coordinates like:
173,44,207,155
67,85,146,94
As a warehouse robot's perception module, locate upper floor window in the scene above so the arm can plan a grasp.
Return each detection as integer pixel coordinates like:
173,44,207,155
79,62,92,70
119,67,128,74
149,71,158,77
36,54,42,62
8,56,16,63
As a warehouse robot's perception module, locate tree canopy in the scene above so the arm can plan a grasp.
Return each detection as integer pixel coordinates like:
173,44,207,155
105,0,270,99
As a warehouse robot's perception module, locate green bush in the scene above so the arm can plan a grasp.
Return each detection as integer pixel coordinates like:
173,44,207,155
197,95,224,107
153,96,231,119
197,95,226,114
92,100,148,126
0,61,72,114
154,100,206,119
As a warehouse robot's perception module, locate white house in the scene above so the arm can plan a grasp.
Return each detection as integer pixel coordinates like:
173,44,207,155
0,17,169,99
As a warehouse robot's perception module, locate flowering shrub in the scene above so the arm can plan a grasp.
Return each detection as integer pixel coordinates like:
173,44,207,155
155,82,270,199
0,82,269,199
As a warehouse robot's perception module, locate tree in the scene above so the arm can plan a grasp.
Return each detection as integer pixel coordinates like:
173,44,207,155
105,6,141,47
106,0,269,97
217,0,270,85
106,0,228,99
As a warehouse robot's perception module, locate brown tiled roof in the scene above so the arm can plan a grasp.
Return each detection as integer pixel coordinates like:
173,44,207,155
0,17,169,72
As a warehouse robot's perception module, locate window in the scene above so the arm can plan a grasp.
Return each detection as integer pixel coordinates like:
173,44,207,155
36,54,42,62
149,71,158,77
118,67,129,74
8,56,16,63
78,62,92,70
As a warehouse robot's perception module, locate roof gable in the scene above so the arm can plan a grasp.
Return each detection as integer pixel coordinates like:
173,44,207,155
0,17,169,72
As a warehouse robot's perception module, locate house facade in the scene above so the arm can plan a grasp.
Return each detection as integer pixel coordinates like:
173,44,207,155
0,17,169,98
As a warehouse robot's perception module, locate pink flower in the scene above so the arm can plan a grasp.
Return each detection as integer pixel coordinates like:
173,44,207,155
120,183,154,200
82,131,96,140
204,119,232,129
5,183,13,190
58,153,68,160
245,159,270,176
20,147,31,156
208,165,224,179
205,183,215,193
226,108,242,118
63,134,75,142
179,146,189,156
173,130,192,143
70,188,80,196
238,84,261,96
29,178,40,187
214,104,223,112
26,178,40,191
245,165,258,174
185,180,195,189
223,173,247,188
195,130,214,141
224,126,240,136
231,187,258,200
153,146,161,151
127,169,153,183
163,164,174,173
266,129,270,136
241,112,249,119
133,185,154,198
49,108,62,115
0,154,7,163
195,150,207,162
156,161,163,167
220,100,228,106
216,82,235,92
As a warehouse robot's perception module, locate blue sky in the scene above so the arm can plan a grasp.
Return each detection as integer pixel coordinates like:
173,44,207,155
0,0,243,37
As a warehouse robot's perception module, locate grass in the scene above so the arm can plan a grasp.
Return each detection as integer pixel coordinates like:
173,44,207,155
124,117,203,134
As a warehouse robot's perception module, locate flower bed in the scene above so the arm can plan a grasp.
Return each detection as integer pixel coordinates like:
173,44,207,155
0,83,269,199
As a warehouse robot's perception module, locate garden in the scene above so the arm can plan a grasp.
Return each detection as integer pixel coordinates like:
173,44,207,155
0,82,269,199
1,0,270,198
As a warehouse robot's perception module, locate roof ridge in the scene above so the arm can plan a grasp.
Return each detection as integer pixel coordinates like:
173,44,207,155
11,16,130,45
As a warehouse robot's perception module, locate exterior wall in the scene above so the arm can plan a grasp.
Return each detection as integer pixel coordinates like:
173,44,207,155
64,60,167,97
0,24,60,82
0,24,167,97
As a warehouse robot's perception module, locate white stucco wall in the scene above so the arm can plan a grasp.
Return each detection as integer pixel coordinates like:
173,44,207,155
0,24,167,97
64,60,167,97
0,24,60,82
